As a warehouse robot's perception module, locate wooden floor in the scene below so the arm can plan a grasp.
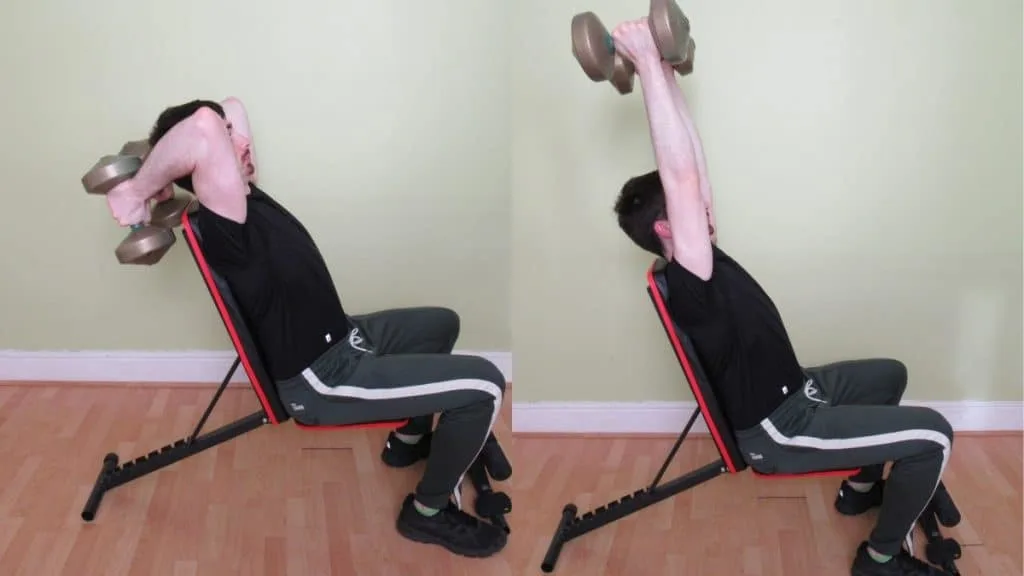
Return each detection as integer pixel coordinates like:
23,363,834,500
0,384,1020,576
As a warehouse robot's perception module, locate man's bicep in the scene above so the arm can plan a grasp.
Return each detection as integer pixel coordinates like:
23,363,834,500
661,172,713,280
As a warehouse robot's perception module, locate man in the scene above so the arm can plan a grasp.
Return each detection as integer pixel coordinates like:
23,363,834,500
610,19,955,576
104,98,508,558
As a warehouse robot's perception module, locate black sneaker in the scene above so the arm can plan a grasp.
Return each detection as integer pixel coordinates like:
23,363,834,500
851,542,953,575
835,480,885,516
395,494,507,558
381,431,432,468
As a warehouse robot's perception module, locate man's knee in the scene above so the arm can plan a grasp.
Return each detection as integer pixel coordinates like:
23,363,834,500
466,355,506,396
873,358,908,398
912,406,954,450
432,307,460,340
928,408,954,445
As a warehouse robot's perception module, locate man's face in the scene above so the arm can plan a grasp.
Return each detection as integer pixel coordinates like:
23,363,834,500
225,121,255,181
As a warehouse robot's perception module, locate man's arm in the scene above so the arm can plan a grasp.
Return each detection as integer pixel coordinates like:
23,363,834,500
632,51,713,279
663,64,716,242
133,107,249,223
220,97,258,183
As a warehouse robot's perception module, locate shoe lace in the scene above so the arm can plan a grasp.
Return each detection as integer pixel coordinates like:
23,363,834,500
439,506,483,535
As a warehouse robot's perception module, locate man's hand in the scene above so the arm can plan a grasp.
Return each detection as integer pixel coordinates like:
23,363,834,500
106,178,151,227
153,184,175,203
612,18,661,69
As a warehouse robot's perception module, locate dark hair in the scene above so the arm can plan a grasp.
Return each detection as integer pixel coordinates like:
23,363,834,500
147,99,225,192
613,169,666,256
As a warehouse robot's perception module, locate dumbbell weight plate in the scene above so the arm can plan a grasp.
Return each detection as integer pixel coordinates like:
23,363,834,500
609,54,636,95
82,155,142,195
649,0,691,64
119,139,150,159
115,226,176,265
571,12,617,82
149,195,194,229
673,37,696,76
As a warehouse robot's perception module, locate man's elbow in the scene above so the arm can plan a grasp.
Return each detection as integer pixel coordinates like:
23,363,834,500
190,106,226,135
221,96,246,109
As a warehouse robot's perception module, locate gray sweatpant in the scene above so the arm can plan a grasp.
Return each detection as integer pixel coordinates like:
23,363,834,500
733,358,954,556
275,307,506,510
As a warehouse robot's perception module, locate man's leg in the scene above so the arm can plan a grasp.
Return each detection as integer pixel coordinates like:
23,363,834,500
293,348,508,557
804,358,908,512
351,306,461,356
349,307,464,464
737,393,954,574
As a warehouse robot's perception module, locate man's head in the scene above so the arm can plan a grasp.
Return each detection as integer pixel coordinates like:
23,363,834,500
614,170,672,257
148,99,253,192
613,169,715,258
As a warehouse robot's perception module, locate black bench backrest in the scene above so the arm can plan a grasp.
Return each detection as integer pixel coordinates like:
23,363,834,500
645,258,747,474
181,209,290,425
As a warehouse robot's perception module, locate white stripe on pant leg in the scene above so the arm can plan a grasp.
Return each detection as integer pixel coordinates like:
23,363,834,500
759,419,951,555
301,370,504,404
903,441,951,554
451,395,502,511
302,369,505,510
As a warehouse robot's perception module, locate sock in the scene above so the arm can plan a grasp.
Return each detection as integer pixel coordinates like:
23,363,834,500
394,432,423,445
867,547,892,563
847,480,875,493
413,499,440,517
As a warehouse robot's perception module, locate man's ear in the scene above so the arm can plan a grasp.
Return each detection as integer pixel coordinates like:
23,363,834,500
653,219,671,239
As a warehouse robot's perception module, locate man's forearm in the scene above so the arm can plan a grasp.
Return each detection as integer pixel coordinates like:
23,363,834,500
662,63,713,211
635,59,702,208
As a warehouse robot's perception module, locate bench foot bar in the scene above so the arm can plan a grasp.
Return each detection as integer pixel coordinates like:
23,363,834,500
541,459,725,573
81,410,267,522
81,354,264,522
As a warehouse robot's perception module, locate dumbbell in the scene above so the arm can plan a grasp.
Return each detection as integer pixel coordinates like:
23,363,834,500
649,0,692,67
571,0,695,94
81,140,194,265
571,12,637,94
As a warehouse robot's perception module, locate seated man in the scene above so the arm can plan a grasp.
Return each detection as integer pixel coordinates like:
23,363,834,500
104,98,508,558
609,19,954,576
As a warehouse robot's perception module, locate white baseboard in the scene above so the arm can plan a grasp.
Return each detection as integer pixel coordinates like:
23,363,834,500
512,400,1024,434
0,349,513,384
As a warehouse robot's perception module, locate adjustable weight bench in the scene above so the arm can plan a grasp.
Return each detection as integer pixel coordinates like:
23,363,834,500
81,208,513,534
541,258,963,574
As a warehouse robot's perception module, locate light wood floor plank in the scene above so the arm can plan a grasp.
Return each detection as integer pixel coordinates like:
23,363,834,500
0,383,1019,575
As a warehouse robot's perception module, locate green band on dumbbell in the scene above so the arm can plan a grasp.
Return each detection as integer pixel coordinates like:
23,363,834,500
604,35,615,55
